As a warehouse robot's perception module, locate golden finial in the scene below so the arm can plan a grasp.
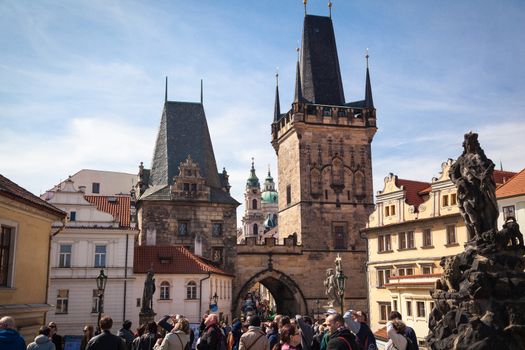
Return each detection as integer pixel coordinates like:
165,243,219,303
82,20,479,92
328,1,332,18
303,0,307,15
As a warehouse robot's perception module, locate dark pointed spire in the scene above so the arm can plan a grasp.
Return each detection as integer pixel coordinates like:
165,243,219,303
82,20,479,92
165,76,168,103
294,48,303,103
200,79,203,104
364,49,374,108
274,70,281,122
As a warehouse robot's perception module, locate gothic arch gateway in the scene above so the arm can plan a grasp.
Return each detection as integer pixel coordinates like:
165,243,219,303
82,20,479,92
234,268,307,317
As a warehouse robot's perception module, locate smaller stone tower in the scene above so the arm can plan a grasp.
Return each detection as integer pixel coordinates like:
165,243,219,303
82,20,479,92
241,160,265,241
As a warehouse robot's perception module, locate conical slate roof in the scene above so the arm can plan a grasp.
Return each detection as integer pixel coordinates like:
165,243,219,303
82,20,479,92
300,15,345,106
149,101,221,188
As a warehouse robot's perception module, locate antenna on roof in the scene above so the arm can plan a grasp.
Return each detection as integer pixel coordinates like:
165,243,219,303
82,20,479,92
200,79,203,104
165,76,168,103
303,0,307,15
328,1,333,18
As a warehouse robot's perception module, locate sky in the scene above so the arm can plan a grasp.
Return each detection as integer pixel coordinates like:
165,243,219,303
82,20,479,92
1,0,525,226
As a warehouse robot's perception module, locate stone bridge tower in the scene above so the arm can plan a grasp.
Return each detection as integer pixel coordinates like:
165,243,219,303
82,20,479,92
234,13,377,317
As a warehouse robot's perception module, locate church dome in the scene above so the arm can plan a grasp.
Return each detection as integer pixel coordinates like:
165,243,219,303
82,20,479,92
261,191,278,203
246,159,260,188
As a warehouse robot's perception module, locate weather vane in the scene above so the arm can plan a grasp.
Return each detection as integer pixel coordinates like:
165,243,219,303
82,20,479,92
328,1,333,18
303,0,307,15
365,48,369,68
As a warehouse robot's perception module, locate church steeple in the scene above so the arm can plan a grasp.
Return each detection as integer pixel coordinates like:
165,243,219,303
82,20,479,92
246,158,260,188
294,50,303,103
364,49,374,109
273,72,281,122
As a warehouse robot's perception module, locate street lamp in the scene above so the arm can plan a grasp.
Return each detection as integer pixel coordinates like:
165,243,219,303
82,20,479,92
315,299,320,321
335,254,346,315
212,292,218,305
96,269,108,332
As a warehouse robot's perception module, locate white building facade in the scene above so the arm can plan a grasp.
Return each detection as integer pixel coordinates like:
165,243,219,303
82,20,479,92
45,178,138,335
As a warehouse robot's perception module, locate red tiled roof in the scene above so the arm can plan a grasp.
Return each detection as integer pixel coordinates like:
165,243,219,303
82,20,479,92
0,174,66,218
493,170,517,186
496,168,525,199
134,245,233,276
396,179,430,208
374,326,388,341
84,195,130,227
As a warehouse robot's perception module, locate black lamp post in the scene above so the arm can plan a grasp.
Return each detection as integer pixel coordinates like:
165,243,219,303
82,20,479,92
212,292,218,305
315,299,320,321
96,269,108,332
335,255,346,315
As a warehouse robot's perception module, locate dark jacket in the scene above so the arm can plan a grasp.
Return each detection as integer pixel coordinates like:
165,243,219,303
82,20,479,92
266,330,278,350
86,330,126,350
326,328,359,350
197,324,223,350
52,334,64,350
404,327,418,350
118,328,135,350
296,317,313,350
0,329,26,350
133,333,159,350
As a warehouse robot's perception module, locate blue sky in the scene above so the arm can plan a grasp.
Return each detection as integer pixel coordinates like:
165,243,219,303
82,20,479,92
1,0,524,225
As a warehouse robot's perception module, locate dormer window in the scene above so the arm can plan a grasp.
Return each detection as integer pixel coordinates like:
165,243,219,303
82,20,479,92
385,204,396,217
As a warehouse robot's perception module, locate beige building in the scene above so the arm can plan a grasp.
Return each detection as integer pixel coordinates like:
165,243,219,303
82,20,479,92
46,169,136,196
364,160,515,346
0,174,65,343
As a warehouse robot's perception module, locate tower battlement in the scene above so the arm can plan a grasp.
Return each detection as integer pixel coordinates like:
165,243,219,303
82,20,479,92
236,236,302,254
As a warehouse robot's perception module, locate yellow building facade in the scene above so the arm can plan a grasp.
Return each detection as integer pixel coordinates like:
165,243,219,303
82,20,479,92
364,160,471,346
0,175,65,343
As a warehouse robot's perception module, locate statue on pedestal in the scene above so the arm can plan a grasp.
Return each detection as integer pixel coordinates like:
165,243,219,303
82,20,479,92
140,267,156,324
324,268,338,308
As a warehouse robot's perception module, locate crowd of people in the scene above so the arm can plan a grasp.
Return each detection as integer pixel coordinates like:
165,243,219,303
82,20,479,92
0,309,419,350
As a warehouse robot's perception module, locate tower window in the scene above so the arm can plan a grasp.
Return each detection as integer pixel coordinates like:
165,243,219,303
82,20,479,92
92,182,100,194
286,185,291,205
252,199,257,209
253,224,258,236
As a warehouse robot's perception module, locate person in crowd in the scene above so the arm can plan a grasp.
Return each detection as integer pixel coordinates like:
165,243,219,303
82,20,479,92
27,326,56,350
272,324,301,350
385,319,407,350
238,316,268,350
118,320,135,350
199,315,209,334
159,315,195,350
227,319,242,350
48,322,63,350
86,316,126,350
197,314,225,350
325,313,359,350
343,310,377,350
388,312,418,349
0,316,25,350
154,318,190,350
295,316,313,350
134,322,160,350
265,322,279,350
80,325,95,350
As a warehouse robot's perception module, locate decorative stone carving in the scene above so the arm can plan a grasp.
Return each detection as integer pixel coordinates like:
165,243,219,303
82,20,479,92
426,132,525,350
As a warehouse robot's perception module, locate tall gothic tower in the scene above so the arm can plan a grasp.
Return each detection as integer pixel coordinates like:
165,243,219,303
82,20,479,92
272,14,377,251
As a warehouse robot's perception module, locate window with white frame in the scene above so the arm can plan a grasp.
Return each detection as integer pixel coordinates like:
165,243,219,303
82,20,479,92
377,268,391,287
186,281,197,300
397,267,414,276
422,265,433,275
503,205,516,220
446,225,457,244
384,204,396,217
378,234,392,252
160,281,170,300
59,244,71,268
94,245,106,267
416,301,426,317
398,231,414,249
422,228,432,247
379,302,392,322
0,226,13,287
406,300,413,317
56,289,69,314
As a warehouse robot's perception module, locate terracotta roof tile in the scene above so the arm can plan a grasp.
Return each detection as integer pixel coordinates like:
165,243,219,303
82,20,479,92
133,245,232,276
84,195,130,227
374,326,388,341
493,170,517,186
0,174,65,218
396,179,430,208
496,168,525,199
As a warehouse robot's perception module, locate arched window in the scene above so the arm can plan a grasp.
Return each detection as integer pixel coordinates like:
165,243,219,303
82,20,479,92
186,281,197,300
253,224,258,235
160,281,170,300
252,199,258,209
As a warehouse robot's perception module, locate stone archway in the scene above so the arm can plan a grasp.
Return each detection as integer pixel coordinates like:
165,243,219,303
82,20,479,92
234,268,307,317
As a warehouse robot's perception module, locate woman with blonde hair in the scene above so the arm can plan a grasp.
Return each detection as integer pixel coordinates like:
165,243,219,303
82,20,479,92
154,318,190,350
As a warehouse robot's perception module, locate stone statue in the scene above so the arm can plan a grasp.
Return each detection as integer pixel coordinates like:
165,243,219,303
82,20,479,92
449,132,499,242
141,268,156,313
427,133,525,350
324,268,338,307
